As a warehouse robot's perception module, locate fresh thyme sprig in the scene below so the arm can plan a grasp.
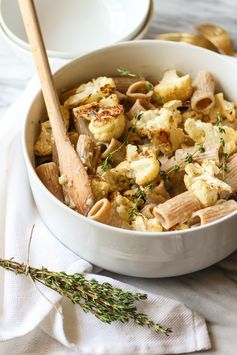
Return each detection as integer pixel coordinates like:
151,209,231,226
0,257,172,335
184,153,193,164
159,146,206,182
128,112,144,134
215,112,229,178
101,138,129,172
160,170,170,182
127,187,147,222
215,112,223,126
117,67,144,80
146,83,154,92
135,112,144,121
101,151,117,172
197,143,205,153
128,207,139,221
145,182,155,191
134,188,147,204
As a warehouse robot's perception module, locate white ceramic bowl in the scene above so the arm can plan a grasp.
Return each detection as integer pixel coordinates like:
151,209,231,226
23,40,237,278
0,0,150,59
0,0,153,64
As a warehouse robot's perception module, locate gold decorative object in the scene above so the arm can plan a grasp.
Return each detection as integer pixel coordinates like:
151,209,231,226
156,33,219,53
196,23,235,56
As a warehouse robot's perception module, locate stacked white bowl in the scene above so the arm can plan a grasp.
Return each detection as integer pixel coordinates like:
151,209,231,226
0,0,153,61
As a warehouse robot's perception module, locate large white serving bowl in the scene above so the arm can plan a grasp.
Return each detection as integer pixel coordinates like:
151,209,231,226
0,0,150,59
23,40,237,278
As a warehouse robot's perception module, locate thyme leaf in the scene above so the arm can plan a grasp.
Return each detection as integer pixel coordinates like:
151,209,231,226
146,83,153,92
135,112,143,121
128,207,139,221
160,170,170,182
101,154,113,172
128,126,137,133
215,112,223,126
134,188,147,204
172,165,180,175
197,143,205,153
145,182,155,191
184,153,193,164
218,126,226,134
220,137,225,147
101,145,123,172
117,67,143,80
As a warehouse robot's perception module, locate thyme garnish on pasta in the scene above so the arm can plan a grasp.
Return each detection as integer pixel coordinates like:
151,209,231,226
145,182,155,191
128,207,139,221
134,188,147,204
184,153,193,164
117,67,143,80
101,138,129,172
160,170,170,182
197,143,205,153
128,112,143,134
135,112,144,121
172,165,180,175
146,83,154,92
0,257,172,336
216,112,223,126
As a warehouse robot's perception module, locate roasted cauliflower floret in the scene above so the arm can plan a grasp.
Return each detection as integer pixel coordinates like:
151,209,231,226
90,177,110,201
100,93,119,107
34,120,52,156
64,77,115,108
34,106,70,156
113,144,160,185
73,94,119,122
134,108,185,154
184,160,232,207
184,118,237,156
89,104,125,142
215,93,236,122
132,215,163,232
154,70,193,103
209,93,237,123
114,194,136,222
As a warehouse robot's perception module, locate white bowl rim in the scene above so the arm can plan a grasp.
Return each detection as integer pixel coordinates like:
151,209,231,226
22,39,237,238
0,0,151,59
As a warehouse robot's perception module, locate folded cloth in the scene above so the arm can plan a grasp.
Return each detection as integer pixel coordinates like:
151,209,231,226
0,63,211,355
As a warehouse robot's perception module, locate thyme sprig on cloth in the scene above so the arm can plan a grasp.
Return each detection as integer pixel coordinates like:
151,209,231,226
0,257,172,336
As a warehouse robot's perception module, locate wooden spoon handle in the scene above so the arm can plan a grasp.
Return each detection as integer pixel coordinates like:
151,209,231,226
18,0,65,139
18,0,94,215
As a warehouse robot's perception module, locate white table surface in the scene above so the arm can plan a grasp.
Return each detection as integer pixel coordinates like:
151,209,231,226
0,0,237,354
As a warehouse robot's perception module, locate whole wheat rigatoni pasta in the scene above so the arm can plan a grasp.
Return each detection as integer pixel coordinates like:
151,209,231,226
153,191,201,229
191,70,215,112
126,81,154,100
101,138,126,166
127,99,147,119
175,144,220,166
188,200,237,227
35,162,64,202
224,153,237,192
88,198,125,228
112,76,138,93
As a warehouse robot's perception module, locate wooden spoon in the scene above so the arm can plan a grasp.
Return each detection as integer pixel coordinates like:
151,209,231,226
18,0,94,215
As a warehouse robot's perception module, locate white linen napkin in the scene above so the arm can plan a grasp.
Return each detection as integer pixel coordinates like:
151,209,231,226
0,63,211,355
